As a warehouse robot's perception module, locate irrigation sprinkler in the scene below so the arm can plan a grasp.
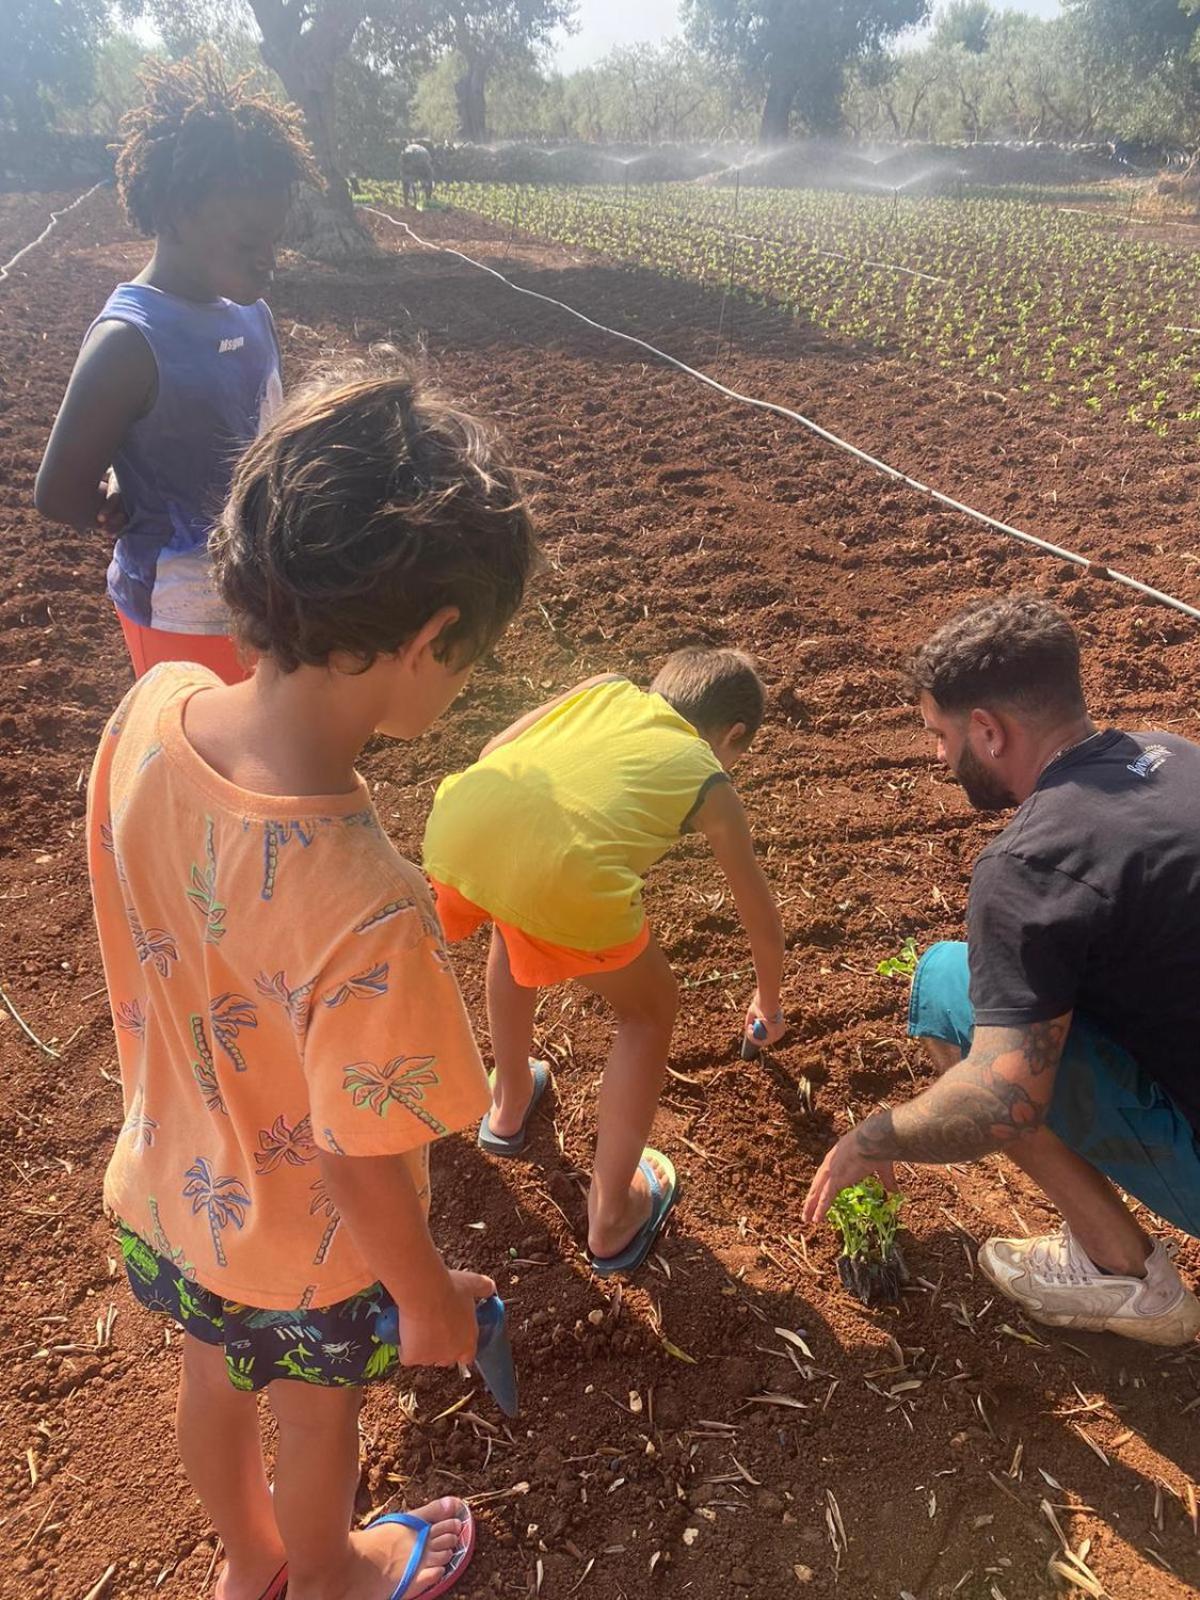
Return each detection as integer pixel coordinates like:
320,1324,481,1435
715,165,743,363
503,186,522,264
363,206,1200,631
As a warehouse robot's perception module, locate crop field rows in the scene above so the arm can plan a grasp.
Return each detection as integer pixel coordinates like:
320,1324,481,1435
356,181,1200,443
1,186,1199,1600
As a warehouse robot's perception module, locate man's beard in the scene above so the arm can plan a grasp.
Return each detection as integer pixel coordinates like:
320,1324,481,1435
955,744,1017,812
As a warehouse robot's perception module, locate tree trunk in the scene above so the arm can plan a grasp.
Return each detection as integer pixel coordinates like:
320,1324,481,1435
455,52,491,143
251,0,375,263
284,80,372,263
758,73,798,146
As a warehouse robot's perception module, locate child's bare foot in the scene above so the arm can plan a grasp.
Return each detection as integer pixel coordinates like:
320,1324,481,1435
214,1554,287,1600
587,1150,673,1261
288,1497,472,1600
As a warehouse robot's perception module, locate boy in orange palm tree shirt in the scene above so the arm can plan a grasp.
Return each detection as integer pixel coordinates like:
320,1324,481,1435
87,364,535,1600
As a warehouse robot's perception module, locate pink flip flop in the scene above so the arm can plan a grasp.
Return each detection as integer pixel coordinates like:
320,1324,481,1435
369,1501,476,1600
256,1565,287,1600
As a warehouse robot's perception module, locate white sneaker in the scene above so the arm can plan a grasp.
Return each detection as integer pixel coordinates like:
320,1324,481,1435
978,1224,1200,1347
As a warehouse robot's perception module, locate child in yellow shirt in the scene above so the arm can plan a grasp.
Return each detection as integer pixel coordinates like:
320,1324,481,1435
87,364,535,1600
423,653,787,1275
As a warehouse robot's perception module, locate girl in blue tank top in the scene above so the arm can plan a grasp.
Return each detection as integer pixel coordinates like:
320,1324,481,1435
36,56,317,685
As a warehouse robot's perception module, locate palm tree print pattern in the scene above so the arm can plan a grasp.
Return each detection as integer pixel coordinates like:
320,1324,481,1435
182,1158,251,1267
254,970,314,1034
127,899,179,978
254,1113,316,1176
210,992,257,1071
120,1086,158,1149
248,810,377,903
186,818,226,944
147,1196,196,1277
191,1015,226,1115
321,963,389,1009
355,896,451,971
115,999,146,1038
259,820,317,902
353,899,416,935
309,1178,342,1266
341,1056,447,1134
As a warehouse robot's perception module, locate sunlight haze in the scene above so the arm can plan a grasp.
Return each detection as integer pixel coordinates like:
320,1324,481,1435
553,1,1064,71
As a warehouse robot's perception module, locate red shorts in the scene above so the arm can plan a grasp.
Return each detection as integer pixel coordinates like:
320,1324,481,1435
118,611,252,686
431,879,650,989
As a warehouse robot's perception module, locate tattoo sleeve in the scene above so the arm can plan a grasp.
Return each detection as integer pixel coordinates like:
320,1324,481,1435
854,1017,1072,1166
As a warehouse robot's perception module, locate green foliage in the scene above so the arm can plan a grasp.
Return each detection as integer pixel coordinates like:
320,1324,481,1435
1,0,109,134
877,936,920,980
828,1177,905,1262
933,1,996,55
684,0,932,139
437,180,1200,443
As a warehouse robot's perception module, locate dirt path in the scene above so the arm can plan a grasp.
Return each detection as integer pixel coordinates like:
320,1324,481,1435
0,189,1196,1600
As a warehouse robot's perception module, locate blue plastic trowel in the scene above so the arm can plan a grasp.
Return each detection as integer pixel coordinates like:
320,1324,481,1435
374,1293,519,1417
740,1017,768,1061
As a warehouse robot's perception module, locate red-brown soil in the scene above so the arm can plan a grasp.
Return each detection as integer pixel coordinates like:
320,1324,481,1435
0,189,1197,1600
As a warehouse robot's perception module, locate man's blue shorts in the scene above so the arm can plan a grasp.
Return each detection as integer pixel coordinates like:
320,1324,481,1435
908,941,1200,1238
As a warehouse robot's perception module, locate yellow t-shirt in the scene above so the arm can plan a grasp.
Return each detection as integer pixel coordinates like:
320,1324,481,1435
423,678,727,950
88,664,489,1311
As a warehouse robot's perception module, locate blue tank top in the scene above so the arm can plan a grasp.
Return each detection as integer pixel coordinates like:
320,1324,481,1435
89,284,282,633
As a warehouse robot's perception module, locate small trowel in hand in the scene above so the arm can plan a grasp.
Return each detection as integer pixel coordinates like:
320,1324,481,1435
740,1017,768,1061
374,1293,519,1417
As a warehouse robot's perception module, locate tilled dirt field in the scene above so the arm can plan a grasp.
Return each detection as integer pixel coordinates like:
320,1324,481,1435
0,188,1197,1600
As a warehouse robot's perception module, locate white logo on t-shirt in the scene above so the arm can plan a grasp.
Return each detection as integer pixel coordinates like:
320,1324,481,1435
1127,744,1171,778
218,336,245,354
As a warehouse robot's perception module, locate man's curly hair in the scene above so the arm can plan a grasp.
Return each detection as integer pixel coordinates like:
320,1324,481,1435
115,51,319,236
911,596,1086,720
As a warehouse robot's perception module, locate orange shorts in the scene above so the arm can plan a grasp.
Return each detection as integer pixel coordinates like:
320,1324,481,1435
118,611,252,686
431,879,650,989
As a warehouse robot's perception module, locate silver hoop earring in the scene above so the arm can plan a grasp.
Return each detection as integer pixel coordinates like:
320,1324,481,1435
989,748,996,758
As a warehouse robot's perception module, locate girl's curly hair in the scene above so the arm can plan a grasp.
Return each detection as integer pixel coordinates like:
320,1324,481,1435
115,51,320,236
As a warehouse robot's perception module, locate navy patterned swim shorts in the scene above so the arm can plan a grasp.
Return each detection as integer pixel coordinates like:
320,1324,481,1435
118,1225,400,1391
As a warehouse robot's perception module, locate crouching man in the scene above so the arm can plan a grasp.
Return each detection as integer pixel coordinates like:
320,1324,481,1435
805,596,1200,1345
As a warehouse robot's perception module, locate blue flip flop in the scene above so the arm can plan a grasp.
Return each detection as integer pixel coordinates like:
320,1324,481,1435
589,1149,679,1276
477,1060,551,1157
369,1501,476,1600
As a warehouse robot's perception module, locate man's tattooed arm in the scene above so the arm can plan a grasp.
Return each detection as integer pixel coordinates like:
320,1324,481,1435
853,1017,1072,1166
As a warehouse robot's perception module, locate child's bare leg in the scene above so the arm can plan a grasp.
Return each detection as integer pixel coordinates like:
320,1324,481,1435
176,1335,284,1600
270,1379,468,1600
581,938,678,1259
485,924,540,1138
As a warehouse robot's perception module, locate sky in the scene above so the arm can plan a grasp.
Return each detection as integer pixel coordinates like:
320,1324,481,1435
552,0,1063,73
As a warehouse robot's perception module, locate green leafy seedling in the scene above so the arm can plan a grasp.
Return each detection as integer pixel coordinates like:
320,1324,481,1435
828,1176,907,1307
877,936,919,981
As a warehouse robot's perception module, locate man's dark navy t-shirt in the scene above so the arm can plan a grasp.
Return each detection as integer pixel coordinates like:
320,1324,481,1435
966,729,1200,1132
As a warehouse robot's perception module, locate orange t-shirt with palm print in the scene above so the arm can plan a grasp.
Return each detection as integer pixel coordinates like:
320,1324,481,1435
87,664,490,1312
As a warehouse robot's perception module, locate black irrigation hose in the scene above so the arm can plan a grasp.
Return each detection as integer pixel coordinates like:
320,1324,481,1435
364,204,1200,627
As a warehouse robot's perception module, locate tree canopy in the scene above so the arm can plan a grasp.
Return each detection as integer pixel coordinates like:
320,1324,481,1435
1,0,110,134
684,0,931,144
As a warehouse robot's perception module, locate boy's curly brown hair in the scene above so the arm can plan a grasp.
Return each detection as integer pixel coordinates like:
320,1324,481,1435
115,51,319,236
212,356,537,673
